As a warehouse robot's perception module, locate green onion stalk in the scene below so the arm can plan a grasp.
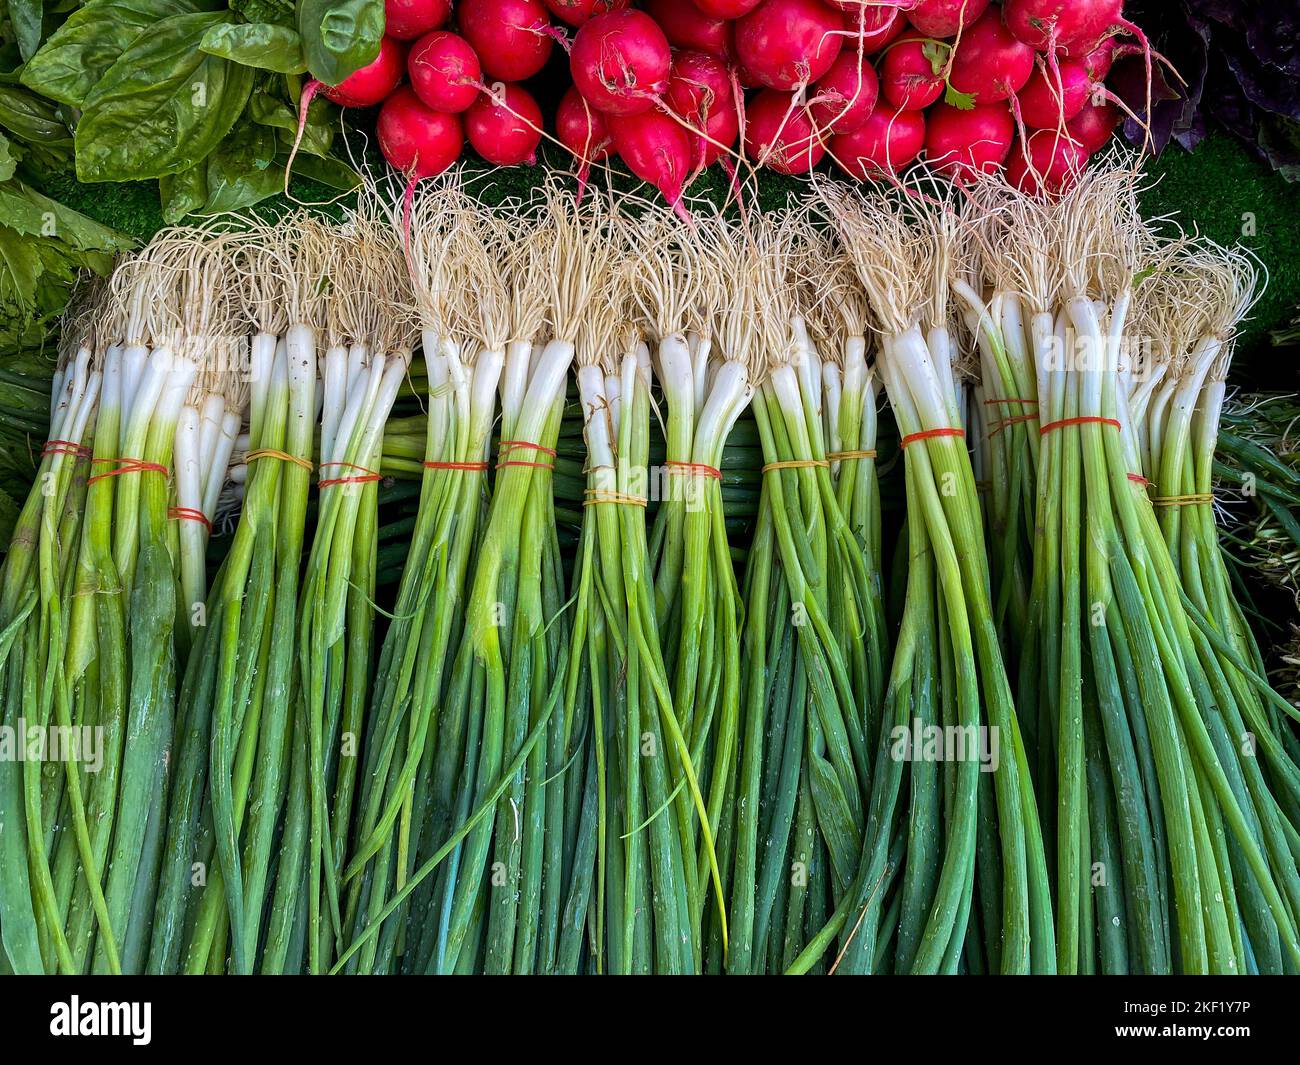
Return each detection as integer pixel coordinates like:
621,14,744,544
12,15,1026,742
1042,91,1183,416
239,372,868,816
986,164,1299,974
1135,239,1300,974
158,221,322,975
0,320,101,974
952,194,1045,678
727,211,882,972
357,187,583,976
806,182,1053,976
281,221,414,976
337,190,507,975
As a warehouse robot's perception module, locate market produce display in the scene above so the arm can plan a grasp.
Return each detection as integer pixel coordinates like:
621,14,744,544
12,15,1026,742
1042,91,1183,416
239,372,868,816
2,0,1300,982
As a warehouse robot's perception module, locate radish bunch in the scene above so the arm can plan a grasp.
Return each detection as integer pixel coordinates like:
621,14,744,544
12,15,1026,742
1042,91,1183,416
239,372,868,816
350,0,1142,199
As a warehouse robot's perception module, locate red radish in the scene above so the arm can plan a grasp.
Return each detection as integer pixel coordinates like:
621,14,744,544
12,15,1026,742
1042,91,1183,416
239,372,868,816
697,99,740,167
666,53,738,170
829,105,925,178
556,85,612,199
1006,129,1088,194
735,0,845,91
458,0,554,82
905,0,989,37
322,36,406,107
647,0,734,58
465,82,543,164
856,6,907,53
879,34,944,111
542,0,627,27
407,32,482,113
948,8,1036,103
692,0,763,16
809,48,878,133
1003,0,1121,51
1066,97,1118,151
1079,37,1117,80
608,108,693,217
557,84,613,161
665,51,734,118
924,100,1014,178
1017,57,1091,128
744,88,825,174
378,86,464,176
571,9,672,115
385,0,452,40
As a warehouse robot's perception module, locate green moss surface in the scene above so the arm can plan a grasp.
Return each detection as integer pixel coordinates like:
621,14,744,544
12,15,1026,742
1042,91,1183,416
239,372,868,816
41,131,1300,386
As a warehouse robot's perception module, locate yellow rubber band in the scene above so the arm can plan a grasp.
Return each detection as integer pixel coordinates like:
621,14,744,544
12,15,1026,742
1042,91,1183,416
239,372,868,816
827,449,877,462
762,459,830,474
583,489,648,508
1152,492,1213,507
247,448,314,472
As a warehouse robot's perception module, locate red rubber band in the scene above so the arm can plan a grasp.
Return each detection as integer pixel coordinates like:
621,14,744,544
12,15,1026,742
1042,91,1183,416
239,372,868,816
900,428,966,448
86,457,168,486
319,461,383,489
423,461,489,472
1127,473,1150,487
168,506,212,532
988,413,1039,438
41,439,90,460
1039,416,1120,436
665,461,722,480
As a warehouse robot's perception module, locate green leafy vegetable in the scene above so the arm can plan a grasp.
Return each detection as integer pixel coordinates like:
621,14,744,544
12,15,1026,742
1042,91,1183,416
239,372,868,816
296,0,383,87
200,21,306,75
159,119,280,222
74,11,255,182
8,0,44,63
20,0,212,108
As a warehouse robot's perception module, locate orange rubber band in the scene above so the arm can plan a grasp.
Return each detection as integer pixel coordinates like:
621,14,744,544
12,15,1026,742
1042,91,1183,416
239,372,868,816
169,506,212,532
41,439,90,461
988,413,1039,438
900,428,965,448
319,461,382,488
1039,416,1120,436
87,457,168,486
496,439,555,471
665,460,722,480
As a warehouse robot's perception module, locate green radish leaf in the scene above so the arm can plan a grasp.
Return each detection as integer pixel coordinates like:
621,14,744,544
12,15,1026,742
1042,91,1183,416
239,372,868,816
921,40,951,78
200,22,307,74
20,0,213,107
296,0,383,86
74,11,256,182
943,84,976,110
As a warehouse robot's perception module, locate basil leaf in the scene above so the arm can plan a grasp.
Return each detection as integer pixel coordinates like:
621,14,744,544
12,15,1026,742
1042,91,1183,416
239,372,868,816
20,0,211,107
75,11,256,182
0,82,71,147
200,22,307,75
231,0,294,27
248,90,333,157
280,151,359,191
0,133,15,182
162,121,282,222
296,0,383,86
9,0,44,63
